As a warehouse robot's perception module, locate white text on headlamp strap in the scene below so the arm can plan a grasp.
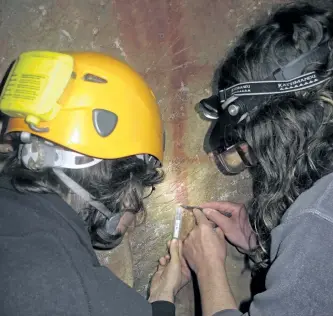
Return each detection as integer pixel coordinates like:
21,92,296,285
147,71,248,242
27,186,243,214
219,70,332,103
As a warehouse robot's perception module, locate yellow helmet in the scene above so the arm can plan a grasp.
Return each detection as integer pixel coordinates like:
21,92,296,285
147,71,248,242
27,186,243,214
0,50,163,165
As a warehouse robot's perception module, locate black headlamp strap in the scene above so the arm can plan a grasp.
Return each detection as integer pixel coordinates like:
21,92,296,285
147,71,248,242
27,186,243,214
219,70,331,104
199,40,332,120
273,39,330,80
219,40,331,106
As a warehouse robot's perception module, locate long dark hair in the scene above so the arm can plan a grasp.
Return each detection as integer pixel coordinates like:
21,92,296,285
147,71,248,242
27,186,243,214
216,2,333,268
0,133,164,247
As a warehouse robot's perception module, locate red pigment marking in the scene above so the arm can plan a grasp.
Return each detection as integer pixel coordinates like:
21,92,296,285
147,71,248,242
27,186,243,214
167,5,190,203
113,1,213,203
113,0,142,50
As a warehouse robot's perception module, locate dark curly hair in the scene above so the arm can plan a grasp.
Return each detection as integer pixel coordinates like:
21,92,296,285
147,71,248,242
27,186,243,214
215,2,333,269
0,132,164,249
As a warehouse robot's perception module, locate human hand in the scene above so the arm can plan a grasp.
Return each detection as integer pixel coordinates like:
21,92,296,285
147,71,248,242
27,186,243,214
149,239,191,303
201,201,257,253
183,209,227,275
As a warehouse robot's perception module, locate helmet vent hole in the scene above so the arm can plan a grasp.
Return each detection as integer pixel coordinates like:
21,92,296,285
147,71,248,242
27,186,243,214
83,73,108,84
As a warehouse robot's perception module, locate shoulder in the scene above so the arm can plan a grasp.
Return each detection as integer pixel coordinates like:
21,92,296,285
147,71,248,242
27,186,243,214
283,172,333,223
0,179,87,240
255,211,333,316
271,173,333,262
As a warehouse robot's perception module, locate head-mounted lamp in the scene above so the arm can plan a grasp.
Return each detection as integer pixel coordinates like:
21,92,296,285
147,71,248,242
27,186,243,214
199,40,332,175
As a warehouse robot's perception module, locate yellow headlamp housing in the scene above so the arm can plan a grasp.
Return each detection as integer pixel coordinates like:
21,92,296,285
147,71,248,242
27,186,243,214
0,51,73,129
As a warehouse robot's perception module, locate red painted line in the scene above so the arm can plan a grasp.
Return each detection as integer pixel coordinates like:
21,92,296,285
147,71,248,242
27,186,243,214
113,1,213,203
167,5,190,203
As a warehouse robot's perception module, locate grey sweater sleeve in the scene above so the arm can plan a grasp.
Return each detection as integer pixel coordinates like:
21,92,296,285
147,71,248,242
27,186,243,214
213,212,333,316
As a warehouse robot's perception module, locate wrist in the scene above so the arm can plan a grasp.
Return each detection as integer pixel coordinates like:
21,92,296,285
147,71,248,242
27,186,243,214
148,290,175,304
197,257,225,278
196,257,225,274
197,263,237,315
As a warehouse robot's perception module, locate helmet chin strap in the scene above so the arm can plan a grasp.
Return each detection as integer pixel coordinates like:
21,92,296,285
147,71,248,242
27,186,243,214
19,133,155,221
52,168,113,219
19,133,112,218
53,155,155,220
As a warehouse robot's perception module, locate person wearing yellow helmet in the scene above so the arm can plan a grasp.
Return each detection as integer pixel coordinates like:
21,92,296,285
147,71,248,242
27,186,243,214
1,50,165,249
0,51,190,315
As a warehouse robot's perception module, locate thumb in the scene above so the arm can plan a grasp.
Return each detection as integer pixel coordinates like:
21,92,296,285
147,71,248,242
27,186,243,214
170,239,180,262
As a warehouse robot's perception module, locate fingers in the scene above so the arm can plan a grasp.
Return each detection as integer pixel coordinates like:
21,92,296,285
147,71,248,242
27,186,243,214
200,201,240,213
158,253,171,271
207,219,217,228
159,255,170,265
215,227,225,240
159,257,167,266
203,208,229,230
193,208,210,225
157,261,166,272
169,239,180,263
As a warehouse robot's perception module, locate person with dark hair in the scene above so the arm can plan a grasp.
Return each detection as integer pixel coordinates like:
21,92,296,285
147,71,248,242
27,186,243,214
183,2,333,316
0,51,190,315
